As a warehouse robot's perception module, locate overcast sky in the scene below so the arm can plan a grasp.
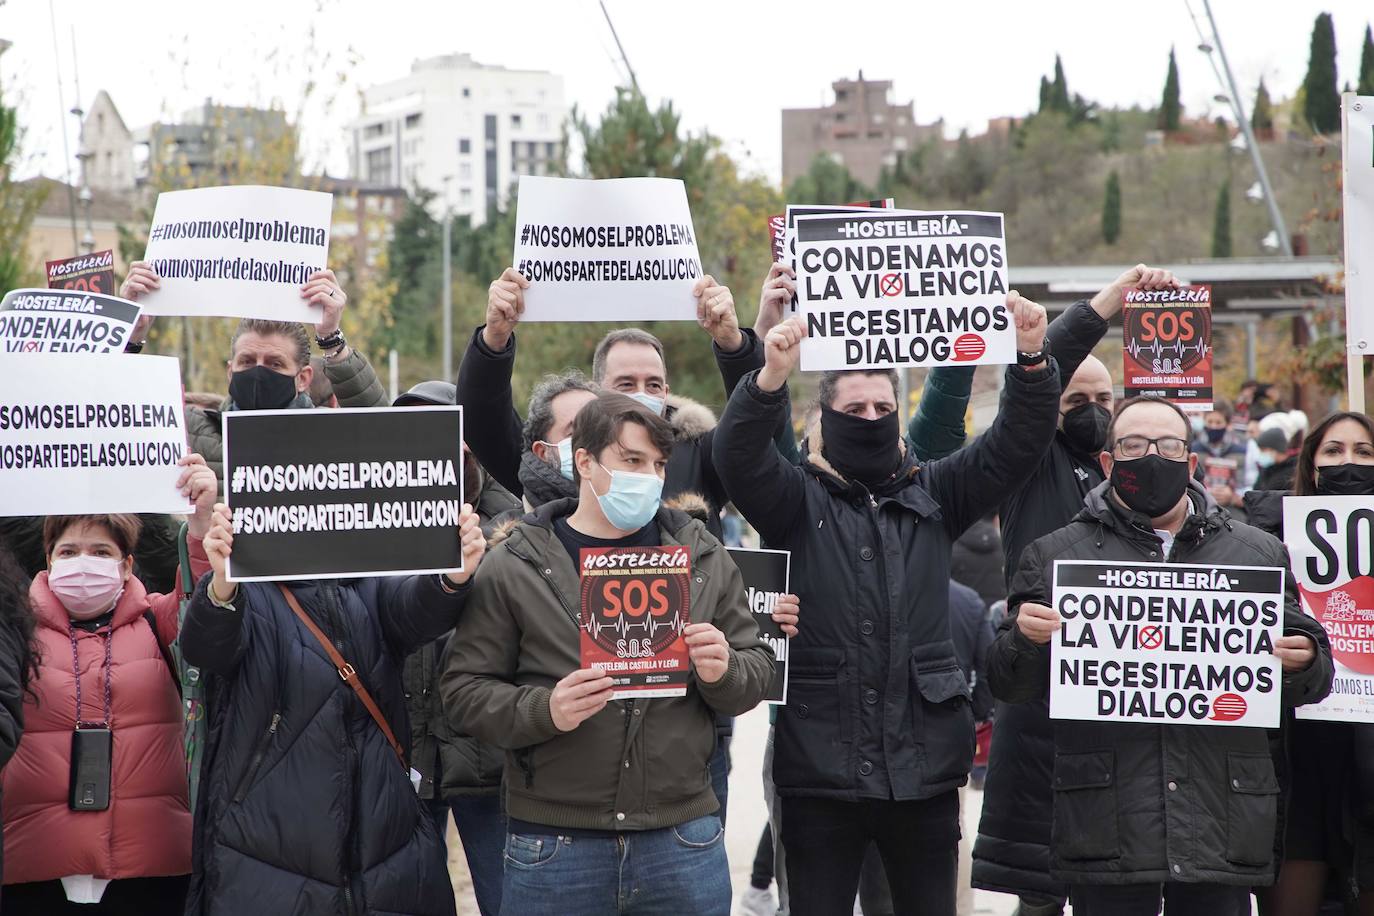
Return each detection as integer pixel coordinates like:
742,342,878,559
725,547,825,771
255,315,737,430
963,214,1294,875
2,0,1372,186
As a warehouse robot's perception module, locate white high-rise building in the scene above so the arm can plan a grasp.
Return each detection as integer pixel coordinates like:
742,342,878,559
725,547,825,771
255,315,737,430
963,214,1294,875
349,53,566,225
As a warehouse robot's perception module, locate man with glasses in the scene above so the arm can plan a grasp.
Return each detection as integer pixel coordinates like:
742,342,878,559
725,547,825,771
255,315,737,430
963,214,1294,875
985,395,1333,916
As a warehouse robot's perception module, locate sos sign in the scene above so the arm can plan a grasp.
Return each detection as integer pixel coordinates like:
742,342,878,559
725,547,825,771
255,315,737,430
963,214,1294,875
1123,303,1212,374
1285,497,1374,676
579,568,690,659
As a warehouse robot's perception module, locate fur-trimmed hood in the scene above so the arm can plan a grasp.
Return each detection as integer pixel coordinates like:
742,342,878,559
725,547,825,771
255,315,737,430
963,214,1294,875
665,394,716,441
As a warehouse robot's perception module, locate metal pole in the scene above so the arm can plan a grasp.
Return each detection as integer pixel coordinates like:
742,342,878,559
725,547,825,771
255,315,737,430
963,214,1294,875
441,209,453,381
1202,0,1293,258
389,348,400,404
599,0,641,95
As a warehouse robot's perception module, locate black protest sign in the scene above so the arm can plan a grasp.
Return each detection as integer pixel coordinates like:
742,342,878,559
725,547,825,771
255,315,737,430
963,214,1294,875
728,547,791,704
47,249,116,296
223,406,464,581
0,288,141,353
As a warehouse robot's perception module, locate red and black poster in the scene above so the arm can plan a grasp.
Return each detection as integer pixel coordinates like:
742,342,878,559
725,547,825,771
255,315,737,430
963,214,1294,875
1122,284,1213,411
579,546,691,699
46,249,116,296
1202,456,1239,490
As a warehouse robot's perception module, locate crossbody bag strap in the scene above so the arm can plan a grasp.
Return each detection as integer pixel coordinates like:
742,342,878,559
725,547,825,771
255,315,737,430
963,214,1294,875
276,584,406,768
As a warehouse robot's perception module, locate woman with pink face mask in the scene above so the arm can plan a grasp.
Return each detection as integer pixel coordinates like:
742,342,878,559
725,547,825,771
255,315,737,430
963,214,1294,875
0,454,217,915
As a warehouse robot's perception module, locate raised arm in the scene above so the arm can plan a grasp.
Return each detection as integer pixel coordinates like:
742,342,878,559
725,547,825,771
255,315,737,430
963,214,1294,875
907,367,974,463
1052,264,1181,383
455,268,530,496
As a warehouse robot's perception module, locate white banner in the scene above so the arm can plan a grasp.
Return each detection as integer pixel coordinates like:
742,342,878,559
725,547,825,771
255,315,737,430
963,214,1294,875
794,210,1015,371
1284,495,1374,722
139,185,332,321
512,176,703,322
1344,95,1374,351
1050,560,1283,728
0,288,141,354
0,354,192,516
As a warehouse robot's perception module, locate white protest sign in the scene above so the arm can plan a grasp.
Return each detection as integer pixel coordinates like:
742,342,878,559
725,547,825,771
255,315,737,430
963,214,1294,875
1050,560,1283,728
0,288,141,353
1284,495,1374,722
1343,95,1373,352
0,353,192,516
512,176,703,322
140,185,332,321
794,210,1015,371
782,203,893,314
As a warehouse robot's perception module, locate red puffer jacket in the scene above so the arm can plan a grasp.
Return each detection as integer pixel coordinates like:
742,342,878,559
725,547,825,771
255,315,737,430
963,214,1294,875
1,537,209,884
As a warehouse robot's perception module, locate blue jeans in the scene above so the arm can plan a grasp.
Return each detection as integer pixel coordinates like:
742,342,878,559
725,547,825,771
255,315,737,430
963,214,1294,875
499,815,730,916
427,794,505,916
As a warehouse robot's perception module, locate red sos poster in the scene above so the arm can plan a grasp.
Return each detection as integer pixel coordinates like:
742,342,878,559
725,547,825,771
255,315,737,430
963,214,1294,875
46,249,116,296
1122,285,1213,411
579,546,691,699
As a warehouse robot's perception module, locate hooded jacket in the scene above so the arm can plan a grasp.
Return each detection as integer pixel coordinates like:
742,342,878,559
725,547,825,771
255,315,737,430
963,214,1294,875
2,538,210,885
711,361,1060,800
439,499,774,831
179,572,470,916
987,480,1333,887
186,348,388,492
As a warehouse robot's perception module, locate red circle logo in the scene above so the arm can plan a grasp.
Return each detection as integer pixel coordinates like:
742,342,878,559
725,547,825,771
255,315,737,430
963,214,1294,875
1137,626,1164,650
951,334,985,362
1210,693,1248,722
880,273,903,297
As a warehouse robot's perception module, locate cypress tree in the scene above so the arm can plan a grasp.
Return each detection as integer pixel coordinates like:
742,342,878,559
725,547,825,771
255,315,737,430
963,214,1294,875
1158,48,1182,131
1252,79,1274,133
1101,171,1122,245
1302,12,1340,134
1359,24,1374,96
1038,75,1051,113
1051,56,1070,113
1211,181,1232,258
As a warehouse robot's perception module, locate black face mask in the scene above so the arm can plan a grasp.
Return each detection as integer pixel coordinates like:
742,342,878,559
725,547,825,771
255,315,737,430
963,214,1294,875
1110,454,1191,518
1060,403,1111,456
1316,463,1374,496
229,365,299,411
1205,427,1227,444
820,405,902,487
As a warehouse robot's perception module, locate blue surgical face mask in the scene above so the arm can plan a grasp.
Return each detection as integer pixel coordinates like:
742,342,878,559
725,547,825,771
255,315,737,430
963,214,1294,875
1256,451,1277,468
538,438,575,480
628,392,666,416
592,461,663,531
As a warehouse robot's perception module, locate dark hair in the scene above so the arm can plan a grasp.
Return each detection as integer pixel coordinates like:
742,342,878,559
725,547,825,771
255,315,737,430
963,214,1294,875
1106,396,1192,449
0,542,39,701
591,329,666,384
1208,397,1233,422
42,514,143,559
817,369,900,408
523,370,598,449
570,391,675,483
230,319,311,371
1294,411,1374,497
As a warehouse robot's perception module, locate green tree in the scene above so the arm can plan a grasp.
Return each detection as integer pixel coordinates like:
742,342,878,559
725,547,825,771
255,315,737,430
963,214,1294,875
943,130,990,202
1050,55,1071,114
1038,76,1052,113
1158,48,1182,131
1302,12,1341,134
385,189,443,358
787,154,871,205
0,79,48,292
1101,171,1122,244
1211,180,1232,258
1359,24,1374,96
1252,78,1275,133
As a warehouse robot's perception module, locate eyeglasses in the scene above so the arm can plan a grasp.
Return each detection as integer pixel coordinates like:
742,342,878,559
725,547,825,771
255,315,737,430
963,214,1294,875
1113,435,1189,460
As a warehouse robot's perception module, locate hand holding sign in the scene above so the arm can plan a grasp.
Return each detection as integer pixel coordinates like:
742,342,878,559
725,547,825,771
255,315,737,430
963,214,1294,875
178,453,220,539
755,262,796,339
1016,601,1062,645
1009,291,1048,359
444,505,486,587
684,622,730,684
694,276,742,351
205,503,236,604
550,668,616,732
1273,634,1317,672
120,261,162,301
772,593,800,638
758,317,807,393
1091,263,1181,319
301,269,348,340
484,268,528,351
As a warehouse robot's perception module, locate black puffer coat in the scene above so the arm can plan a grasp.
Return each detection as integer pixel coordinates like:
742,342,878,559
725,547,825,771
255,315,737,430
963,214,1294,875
988,480,1333,887
180,574,469,915
713,362,1059,800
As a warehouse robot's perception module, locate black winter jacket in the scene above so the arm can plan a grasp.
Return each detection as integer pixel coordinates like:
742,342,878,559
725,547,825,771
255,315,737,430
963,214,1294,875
988,481,1334,887
950,580,995,723
180,574,470,915
713,362,1059,800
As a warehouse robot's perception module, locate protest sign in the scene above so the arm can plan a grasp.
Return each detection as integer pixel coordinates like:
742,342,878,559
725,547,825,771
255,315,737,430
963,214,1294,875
222,406,464,582
0,353,191,516
1284,496,1374,722
1050,560,1283,728
139,185,332,322
728,547,791,704
579,545,691,699
46,249,115,296
1201,456,1240,491
1122,285,1213,410
768,201,893,312
794,210,1014,371
512,175,703,322
1343,95,1373,354
0,288,141,354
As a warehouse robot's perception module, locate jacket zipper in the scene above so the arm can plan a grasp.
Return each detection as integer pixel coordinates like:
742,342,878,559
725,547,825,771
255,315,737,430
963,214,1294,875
232,711,281,803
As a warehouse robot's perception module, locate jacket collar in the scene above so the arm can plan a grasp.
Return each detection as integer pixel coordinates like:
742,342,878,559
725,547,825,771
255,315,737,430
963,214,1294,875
802,426,940,519
1080,478,1225,546
29,569,152,632
664,394,716,441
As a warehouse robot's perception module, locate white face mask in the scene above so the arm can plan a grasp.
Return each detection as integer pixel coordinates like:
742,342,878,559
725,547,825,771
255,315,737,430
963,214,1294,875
627,392,666,417
49,555,125,620
537,437,575,480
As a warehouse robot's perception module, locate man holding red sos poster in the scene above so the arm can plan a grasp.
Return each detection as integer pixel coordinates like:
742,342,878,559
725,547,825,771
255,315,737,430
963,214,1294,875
440,391,788,916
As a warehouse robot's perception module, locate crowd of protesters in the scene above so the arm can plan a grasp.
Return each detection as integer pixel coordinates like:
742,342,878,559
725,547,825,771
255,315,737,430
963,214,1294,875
0,234,1364,916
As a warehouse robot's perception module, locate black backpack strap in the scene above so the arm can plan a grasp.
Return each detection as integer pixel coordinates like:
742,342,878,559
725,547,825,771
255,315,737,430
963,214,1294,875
143,609,183,701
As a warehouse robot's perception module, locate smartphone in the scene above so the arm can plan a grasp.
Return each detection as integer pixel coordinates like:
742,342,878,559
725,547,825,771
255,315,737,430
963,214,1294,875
69,727,112,811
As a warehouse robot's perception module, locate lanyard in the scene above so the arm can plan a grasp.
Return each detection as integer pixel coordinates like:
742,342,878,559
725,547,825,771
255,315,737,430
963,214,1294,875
70,627,114,729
